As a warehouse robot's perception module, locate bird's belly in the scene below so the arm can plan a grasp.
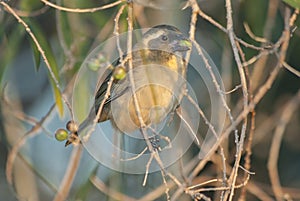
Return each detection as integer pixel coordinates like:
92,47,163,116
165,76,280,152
110,65,183,134
111,85,175,133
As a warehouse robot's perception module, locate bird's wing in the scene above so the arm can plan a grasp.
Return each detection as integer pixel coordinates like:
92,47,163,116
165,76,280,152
94,63,130,122
94,71,128,105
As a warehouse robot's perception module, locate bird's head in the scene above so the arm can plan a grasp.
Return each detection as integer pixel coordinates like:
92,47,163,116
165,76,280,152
140,25,192,56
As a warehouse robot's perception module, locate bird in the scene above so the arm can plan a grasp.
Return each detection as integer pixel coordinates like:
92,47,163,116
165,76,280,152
65,24,191,146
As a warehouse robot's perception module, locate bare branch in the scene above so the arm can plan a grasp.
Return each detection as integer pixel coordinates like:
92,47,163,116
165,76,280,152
268,90,300,201
6,104,56,185
40,0,123,13
282,61,300,77
243,23,268,43
53,146,83,201
90,175,138,201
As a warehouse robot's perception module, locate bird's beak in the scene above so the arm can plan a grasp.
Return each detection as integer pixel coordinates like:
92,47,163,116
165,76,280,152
170,35,192,52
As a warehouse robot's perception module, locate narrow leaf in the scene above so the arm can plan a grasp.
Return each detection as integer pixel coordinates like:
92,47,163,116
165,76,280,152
26,20,64,116
0,25,25,85
51,78,64,118
283,0,300,9
29,38,41,71
56,8,73,48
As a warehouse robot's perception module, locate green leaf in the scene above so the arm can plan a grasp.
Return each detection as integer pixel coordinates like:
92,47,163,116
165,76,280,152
74,179,94,200
0,25,26,86
73,73,90,122
283,0,300,9
56,8,73,48
26,20,64,117
52,78,64,117
19,0,44,11
29,38,41,71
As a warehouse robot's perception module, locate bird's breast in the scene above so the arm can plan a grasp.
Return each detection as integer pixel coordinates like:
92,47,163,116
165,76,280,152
110,62,185,134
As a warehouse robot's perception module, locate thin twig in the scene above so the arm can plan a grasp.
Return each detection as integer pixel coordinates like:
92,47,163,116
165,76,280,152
251,0,280,91
175,107,200,145
90,175,138,201
1,85,45,127
120,147,148,161
225,0,249,199
219,146,228,200
1,101,53,137
246,182,274,201
193,2,227,33
194,40,237,136
243,22,268,43
222,84,242,95
192,0,267,51
82,76,114,142
267,90,300,201
138,177,177,201
187,178,220,190
186,174,250,195
142,152,154,186
6,104,56,185
238,30,254,200
114,4,126,62
40,0,123,13
239,105,256,201
185,93,219,139
282,61,300,77
53,145,83,201
160,169,170,201
235,37,269,51
242,49,276,67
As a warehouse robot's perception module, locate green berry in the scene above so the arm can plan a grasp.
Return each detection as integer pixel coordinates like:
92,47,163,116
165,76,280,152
66,120,78,133
55,129,69,141
113,66,126,80
88,54,109,71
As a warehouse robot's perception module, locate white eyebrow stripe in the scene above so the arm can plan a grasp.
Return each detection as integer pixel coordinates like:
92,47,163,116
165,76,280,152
142,30,165,45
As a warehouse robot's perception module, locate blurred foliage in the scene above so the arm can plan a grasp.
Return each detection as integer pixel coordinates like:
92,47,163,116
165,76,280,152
284,0,300,9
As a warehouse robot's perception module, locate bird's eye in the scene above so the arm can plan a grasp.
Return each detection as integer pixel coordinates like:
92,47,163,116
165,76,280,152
161,35,168,41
